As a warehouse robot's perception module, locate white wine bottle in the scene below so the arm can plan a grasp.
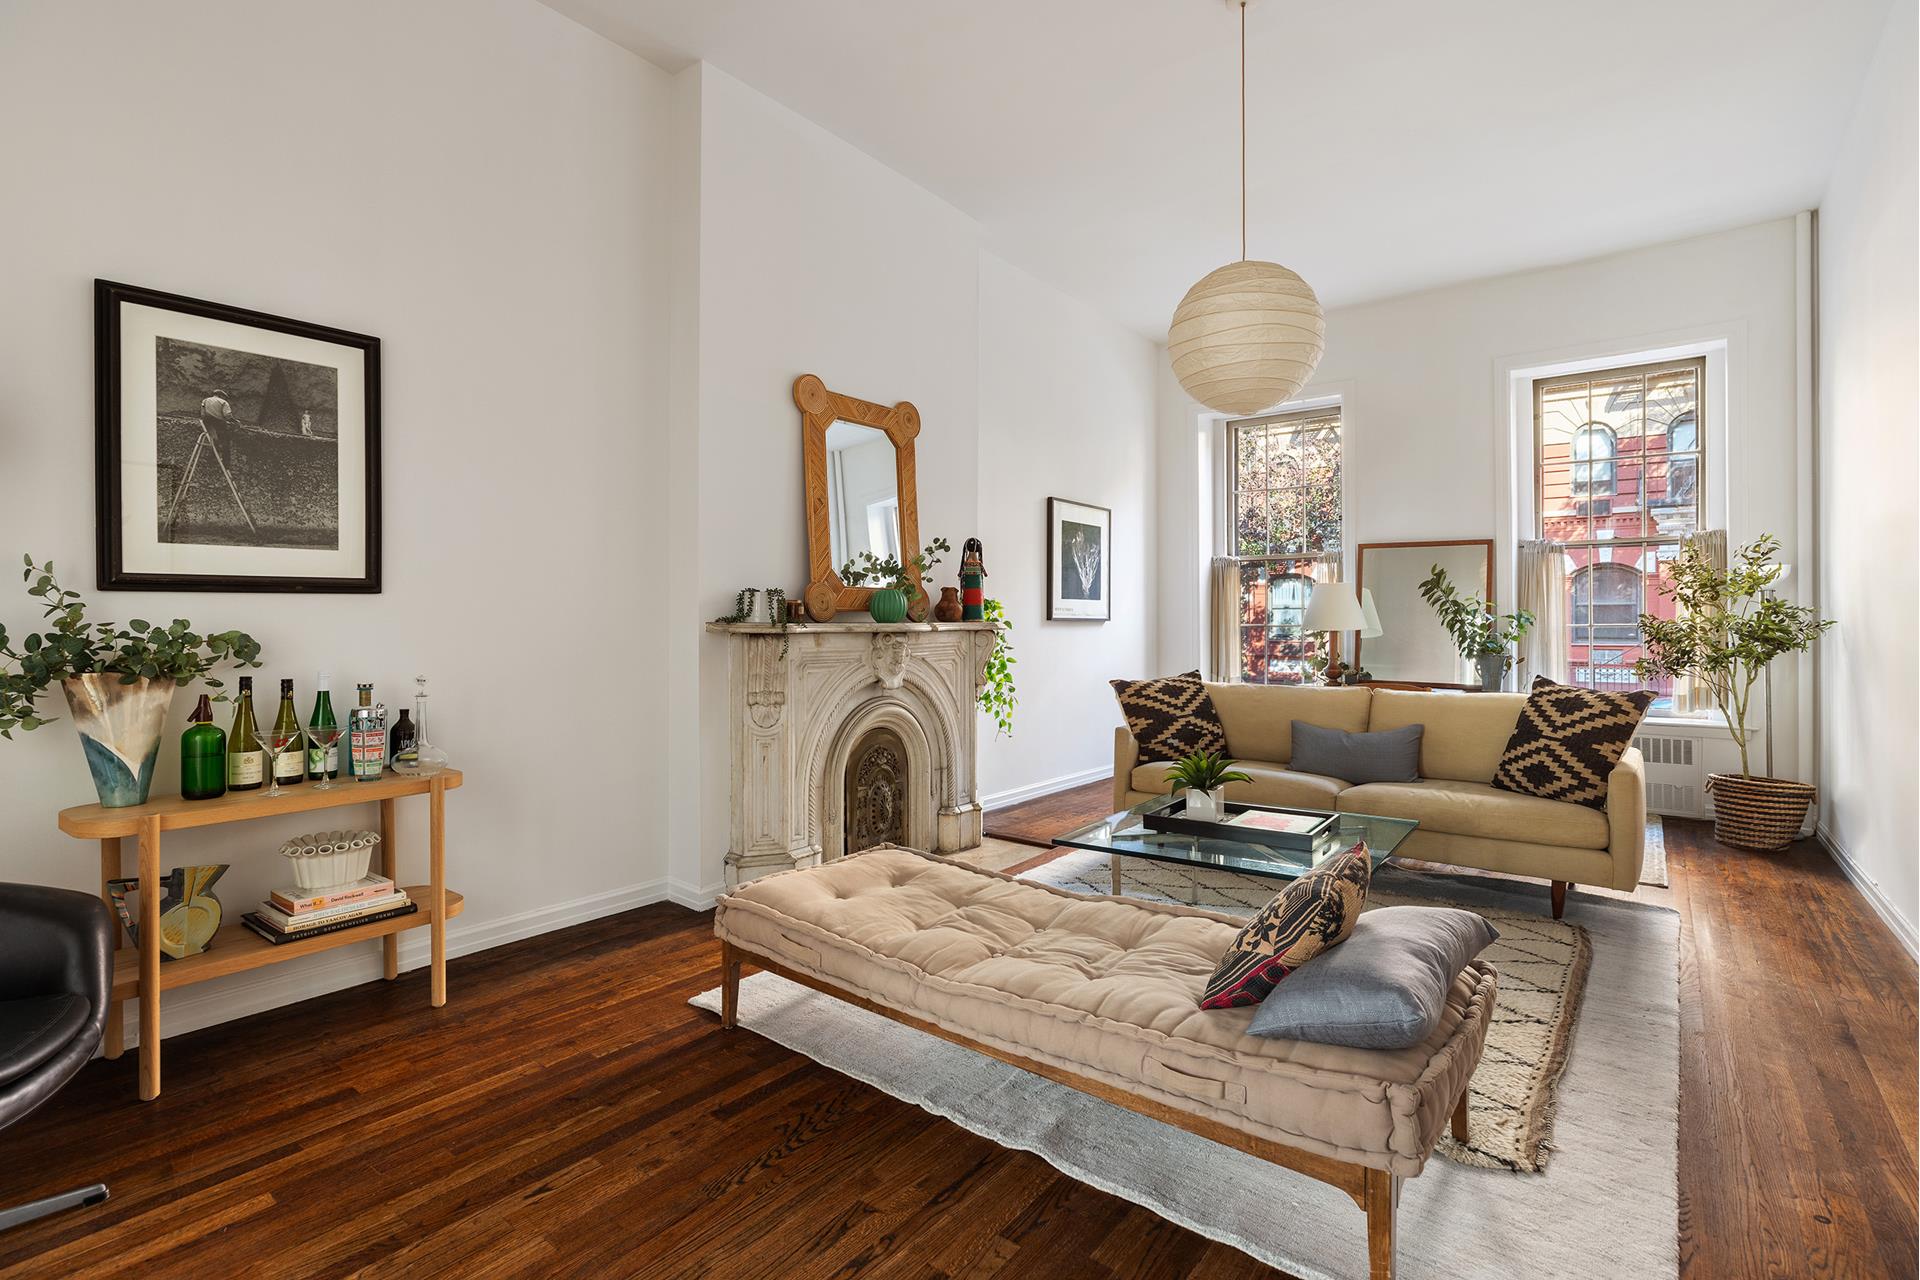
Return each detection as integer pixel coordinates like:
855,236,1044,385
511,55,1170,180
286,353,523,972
226,676,264,791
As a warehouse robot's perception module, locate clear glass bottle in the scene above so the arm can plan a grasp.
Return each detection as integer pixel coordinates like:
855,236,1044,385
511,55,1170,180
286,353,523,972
392,675,450,775
347,683,386,782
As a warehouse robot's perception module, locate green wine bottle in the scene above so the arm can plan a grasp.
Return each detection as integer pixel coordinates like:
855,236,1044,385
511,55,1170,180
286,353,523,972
227,675,264,792
271,678,304,787
307,672,338,780
181,694,226,801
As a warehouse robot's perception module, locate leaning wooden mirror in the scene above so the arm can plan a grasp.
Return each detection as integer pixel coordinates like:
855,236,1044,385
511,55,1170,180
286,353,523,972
795,373,921,621
1354,539,1494,688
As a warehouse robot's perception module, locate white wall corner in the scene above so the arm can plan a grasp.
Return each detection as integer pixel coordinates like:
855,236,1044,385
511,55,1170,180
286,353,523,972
1817,825,1919,961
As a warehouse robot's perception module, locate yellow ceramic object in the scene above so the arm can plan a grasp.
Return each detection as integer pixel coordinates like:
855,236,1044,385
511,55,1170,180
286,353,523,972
156,865,227,960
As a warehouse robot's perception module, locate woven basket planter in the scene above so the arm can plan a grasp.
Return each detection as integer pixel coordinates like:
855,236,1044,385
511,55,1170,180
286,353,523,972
1704,773,1816,851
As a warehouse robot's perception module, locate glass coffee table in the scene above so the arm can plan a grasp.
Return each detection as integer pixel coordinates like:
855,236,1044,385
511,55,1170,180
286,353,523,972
1054,793,1420,898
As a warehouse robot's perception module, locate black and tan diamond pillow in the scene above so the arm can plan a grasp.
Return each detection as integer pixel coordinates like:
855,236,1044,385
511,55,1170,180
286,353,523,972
1200,845,1372,1009
1491,676,1654,810
1109,669,1227,765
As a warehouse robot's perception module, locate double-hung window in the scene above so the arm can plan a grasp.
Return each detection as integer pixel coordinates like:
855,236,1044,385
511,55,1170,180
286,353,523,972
1535,358,1704,708
1228,405,1342,685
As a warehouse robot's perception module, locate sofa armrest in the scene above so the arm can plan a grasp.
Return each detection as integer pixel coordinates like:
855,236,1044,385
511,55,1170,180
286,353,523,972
1605,747,1647,891
1114,726,1139,810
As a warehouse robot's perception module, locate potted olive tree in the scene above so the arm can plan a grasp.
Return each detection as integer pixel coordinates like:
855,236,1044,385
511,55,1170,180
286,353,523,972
0,557,262,807
1417,566,1535,691
1633,535,1833,851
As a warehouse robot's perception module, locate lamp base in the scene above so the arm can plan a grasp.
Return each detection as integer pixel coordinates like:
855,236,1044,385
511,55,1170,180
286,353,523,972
1321,660,1349,687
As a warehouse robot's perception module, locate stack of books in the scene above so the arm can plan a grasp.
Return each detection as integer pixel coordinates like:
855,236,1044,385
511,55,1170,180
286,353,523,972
241,874,417,945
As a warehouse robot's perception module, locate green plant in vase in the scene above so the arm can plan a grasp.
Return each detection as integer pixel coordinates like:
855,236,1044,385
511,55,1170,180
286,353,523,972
1417,565,1535,691
1633,534,1834,851
840,538,951,623
1165,749,1253,821
0,557,262,806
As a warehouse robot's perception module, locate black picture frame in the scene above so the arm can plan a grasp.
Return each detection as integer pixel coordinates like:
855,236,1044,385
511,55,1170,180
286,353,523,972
95,279,382,593
1047,496,1112,621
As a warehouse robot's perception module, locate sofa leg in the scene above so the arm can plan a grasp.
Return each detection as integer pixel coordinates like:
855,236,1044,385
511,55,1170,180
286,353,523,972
1363,1167,1397,1279
1551,881,1568,920
1451,1089,1470,1143
720,942,741,1030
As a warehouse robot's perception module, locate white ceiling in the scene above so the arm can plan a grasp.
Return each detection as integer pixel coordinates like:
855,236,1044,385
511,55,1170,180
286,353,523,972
544,0,1894,335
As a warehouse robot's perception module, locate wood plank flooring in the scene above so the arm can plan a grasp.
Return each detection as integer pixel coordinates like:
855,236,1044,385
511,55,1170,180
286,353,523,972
0,802,1911,1278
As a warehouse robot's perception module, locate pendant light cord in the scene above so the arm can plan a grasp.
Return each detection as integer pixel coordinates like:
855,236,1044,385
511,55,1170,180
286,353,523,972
1240,0,1247,262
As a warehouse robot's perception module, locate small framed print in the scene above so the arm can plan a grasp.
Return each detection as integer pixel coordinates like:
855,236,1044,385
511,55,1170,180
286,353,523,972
1048,497,1111,621
95,280,381,592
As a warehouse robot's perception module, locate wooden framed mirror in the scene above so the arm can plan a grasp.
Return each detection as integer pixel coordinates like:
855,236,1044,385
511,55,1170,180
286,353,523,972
795,373,921,621
1354,539,1494,688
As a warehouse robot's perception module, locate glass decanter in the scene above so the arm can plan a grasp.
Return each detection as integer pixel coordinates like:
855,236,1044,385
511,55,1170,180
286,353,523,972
392,675,450,776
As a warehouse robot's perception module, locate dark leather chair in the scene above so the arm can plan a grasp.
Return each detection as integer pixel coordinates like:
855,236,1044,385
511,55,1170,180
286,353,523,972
0,883,111,1232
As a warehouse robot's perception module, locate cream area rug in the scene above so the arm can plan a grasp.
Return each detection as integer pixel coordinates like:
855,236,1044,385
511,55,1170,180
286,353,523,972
1027,852,1585,1173
1640,818,1669,887
691,869,1679,1280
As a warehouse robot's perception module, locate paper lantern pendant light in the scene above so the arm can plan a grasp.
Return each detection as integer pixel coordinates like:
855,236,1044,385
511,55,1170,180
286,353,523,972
1169,1,1324,416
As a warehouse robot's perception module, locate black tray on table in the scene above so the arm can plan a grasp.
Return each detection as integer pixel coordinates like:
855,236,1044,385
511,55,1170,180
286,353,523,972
1140,796,1339,852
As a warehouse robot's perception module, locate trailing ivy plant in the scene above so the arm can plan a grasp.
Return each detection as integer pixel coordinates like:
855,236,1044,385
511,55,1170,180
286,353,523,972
838,538,952,593
713,586,792,657
978,597,1017,737
1417,565,1535,670
1633,534,1833,777
0,556,262,739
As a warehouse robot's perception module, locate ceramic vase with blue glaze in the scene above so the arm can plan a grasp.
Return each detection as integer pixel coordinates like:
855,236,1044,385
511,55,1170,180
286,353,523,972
61,674,175,807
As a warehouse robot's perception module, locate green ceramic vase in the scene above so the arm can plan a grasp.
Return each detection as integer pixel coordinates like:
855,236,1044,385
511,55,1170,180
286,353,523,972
868,588,907,624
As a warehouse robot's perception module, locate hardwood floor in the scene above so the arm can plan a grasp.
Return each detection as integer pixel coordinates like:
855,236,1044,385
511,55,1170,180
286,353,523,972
0,800,1911,1279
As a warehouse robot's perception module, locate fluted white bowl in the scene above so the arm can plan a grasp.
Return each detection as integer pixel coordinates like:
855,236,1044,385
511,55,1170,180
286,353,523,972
279,829,381,891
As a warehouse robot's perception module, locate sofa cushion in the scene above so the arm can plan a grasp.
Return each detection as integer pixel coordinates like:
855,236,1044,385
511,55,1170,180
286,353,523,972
1366,689,1527,783
1492,677,1655,810
1110,670,1227,764
1248,906,1500,1049
1132,761,1346,808
1204,682,1373,764
1200,846,1372,1009
1336,778,1610,849
1291,721,1422,785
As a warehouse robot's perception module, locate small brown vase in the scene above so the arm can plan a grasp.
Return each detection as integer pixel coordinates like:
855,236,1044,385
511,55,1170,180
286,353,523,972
933,586,964,622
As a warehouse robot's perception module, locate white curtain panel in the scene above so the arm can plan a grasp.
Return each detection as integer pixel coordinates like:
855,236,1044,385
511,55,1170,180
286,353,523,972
1515,539,1569,685
1671,529,1728,714
1210,557,1239,682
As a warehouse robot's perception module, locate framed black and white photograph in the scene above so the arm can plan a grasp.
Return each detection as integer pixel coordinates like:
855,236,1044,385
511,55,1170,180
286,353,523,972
1047,496,1111,621
95,280,380,592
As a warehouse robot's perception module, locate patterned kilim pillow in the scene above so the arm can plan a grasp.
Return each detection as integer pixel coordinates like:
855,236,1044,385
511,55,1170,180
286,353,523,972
1199,845,1372,1010
1491,676,1655,810
1109,670,1227,764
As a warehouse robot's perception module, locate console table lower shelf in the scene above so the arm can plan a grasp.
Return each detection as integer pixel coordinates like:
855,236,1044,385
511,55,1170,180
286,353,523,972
108,887,465,1001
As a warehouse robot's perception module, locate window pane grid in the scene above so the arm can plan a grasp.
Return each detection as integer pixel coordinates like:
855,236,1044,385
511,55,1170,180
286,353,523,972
1229,406,1342,685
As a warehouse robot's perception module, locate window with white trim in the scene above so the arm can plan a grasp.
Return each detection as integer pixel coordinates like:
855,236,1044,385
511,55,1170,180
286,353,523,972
1227,405,1342,685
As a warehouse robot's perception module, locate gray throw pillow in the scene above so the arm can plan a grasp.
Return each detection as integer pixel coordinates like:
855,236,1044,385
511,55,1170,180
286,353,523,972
1289,720,1422,784
1245,906,1498,1049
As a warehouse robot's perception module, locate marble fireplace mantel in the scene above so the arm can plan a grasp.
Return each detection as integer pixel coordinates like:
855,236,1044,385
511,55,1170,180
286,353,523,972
706,620,999,887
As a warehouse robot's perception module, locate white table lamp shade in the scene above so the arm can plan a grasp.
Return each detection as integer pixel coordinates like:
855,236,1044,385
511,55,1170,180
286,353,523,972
1358,588,1384,639
1303,583,1366,634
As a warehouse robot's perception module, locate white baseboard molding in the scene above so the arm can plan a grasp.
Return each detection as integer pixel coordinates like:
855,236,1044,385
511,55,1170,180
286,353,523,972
1817,824,1918,961
980,765,1110,812
117,877,674,1050
665,879,727,911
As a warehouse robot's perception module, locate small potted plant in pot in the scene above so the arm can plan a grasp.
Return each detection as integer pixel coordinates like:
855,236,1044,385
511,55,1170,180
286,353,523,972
840,538,951,624
1634,535,1833,852
1418,566,1536,691
0,557,262,807
1165,749,1253,822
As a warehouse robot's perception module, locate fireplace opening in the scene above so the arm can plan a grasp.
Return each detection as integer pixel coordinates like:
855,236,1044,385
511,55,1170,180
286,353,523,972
844,727,909,855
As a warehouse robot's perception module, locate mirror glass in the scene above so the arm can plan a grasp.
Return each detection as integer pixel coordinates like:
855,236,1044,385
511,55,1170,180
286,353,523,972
1357,542,1493,684
825,419,900,571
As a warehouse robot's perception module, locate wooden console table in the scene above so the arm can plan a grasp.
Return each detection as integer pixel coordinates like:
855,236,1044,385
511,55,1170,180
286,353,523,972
58,769,465,1100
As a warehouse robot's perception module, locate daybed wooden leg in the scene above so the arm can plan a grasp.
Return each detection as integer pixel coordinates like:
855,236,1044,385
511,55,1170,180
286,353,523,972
720,942,741,1030
1363,1167,1397,1279
1551,880,1568,919
1451,1089,1470,1143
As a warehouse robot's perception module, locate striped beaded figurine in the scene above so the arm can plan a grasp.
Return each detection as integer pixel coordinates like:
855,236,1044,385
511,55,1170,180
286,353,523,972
960,538,986,621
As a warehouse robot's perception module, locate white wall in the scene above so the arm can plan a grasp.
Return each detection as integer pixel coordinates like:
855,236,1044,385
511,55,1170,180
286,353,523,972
0,0,674,1035
975,254,1158,804
1815,0,1919,952
1158,219,1808,759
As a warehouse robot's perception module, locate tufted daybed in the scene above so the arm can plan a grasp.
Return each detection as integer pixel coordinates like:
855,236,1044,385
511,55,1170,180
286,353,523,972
713,846,1496,1279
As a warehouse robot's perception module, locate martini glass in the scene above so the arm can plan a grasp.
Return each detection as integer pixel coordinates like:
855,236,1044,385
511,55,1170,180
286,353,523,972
307,723,345,791
263,726,306,799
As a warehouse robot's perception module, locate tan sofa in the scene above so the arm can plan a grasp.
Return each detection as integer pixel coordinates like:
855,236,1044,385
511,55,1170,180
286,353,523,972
1114,684,1646,917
